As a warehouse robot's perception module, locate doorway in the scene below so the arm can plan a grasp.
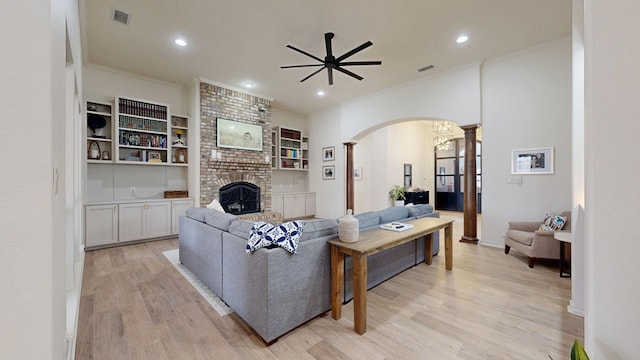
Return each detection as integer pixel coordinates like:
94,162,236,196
434,138,482,212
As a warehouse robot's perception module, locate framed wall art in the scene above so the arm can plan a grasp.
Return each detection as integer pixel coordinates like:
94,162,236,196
216,118,263,151
322,146,335,161
322,165,335,180
511,147,554,174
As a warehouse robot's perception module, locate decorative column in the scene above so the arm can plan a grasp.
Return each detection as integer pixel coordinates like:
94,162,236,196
344,142,356,213
460,125,479,243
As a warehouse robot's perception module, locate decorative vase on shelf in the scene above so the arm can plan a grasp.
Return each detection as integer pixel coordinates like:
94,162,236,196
338,209,359,243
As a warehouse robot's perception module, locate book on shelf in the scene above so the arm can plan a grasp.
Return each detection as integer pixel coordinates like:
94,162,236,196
379,222,415,232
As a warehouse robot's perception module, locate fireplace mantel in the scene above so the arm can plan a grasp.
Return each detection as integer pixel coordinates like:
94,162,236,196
208,159,271,170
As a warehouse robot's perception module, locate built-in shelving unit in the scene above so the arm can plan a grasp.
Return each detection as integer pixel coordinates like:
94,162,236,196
275,127,309,171
116,96,169,164
271,130,277,169
171,115,189,166
86,101,114,163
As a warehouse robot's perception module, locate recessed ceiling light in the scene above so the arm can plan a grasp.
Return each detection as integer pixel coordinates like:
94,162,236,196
456,35,469,44
317,91,325,96
174,38,187,47
244,82,254,88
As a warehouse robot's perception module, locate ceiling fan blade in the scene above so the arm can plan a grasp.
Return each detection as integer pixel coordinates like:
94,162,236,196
325,32,334,57
335,41,373,62
300,66,326,82
334,66,363,81
280,64,325,69
286,44,324,63
338,61,382,66
328,67,333,85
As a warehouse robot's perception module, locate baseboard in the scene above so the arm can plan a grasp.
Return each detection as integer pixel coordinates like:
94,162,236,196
65,245,85,360
478,240,504,249
568,301,584,317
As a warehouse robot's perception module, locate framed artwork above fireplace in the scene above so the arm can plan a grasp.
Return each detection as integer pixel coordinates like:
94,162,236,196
216,118,263,151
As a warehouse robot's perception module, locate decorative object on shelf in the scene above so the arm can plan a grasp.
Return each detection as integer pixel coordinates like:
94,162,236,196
389,185,406,207
175,148,187,163
173,130,185,145
101,150,110,160
88,113,107,138
88,140,101,160
281,32,382,86
322,165,335,180
322,146,335,161
164,190,188,199
338,209,359,243
354,166,362,180
148,152,162,163
511,147,554,175
216,118,262,151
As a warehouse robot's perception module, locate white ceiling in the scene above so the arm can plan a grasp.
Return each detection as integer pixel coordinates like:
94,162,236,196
80,0,572,115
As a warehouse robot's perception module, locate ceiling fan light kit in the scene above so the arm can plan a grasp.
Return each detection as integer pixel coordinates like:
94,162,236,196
281,32,382,85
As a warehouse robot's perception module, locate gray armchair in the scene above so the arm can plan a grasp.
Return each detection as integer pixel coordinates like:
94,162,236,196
504,211,571,268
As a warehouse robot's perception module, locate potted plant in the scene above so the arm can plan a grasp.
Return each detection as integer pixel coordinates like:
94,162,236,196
388,185,406,207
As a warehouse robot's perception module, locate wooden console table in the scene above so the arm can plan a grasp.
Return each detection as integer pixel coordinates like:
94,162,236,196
328,216,454,334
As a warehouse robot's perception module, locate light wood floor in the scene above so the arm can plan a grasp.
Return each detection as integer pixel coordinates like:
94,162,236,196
75,211,583,359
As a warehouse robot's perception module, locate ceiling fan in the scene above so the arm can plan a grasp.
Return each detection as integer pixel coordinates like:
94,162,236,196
281,32,382,85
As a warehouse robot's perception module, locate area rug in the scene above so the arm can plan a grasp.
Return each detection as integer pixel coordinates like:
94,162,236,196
162,249,234,316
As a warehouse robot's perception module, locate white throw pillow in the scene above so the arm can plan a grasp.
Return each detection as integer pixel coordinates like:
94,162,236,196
206,199,225,213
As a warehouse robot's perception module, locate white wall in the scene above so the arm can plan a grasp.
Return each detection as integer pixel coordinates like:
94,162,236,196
584,1,640,358
480,39,572,247
340,64,482,141
1,0,81,358
308,107,345,219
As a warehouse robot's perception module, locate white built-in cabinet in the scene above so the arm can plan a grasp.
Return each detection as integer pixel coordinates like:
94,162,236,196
273,192,316,220
85,198,194,249
85,204,118,248
118,201,171,242
171,199,194,234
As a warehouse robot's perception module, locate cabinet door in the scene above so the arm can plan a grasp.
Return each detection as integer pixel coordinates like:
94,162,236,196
119,203,146,242
283,194,305,219
305,193,316,217
146,201,172,238
85,205,118,248
272,195,284,216
171,199,194,234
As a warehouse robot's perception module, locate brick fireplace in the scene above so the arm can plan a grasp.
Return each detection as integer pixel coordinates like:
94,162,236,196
199,81,272,212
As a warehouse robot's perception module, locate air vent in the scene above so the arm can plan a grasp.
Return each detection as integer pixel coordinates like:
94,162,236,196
418,65,435,72
113,9,129,25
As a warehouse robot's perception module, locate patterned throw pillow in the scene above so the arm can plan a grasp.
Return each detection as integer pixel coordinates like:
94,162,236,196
246,221,275,253
538,212,567,231
246,220,305,254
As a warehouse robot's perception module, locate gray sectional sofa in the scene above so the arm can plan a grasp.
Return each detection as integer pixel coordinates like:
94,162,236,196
178,204,440,344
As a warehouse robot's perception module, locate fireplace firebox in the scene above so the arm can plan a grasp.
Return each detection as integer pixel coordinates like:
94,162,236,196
219,182,260,215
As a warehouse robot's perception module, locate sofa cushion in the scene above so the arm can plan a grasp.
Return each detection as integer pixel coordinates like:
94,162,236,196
204,211,238,231
378,206,410,223
300,218,338,241
245,220,305,254
354,211,381,229
229,219,255,239
185,207,210,222
506,229,534,246
407,204,434,217
538,212,567,231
